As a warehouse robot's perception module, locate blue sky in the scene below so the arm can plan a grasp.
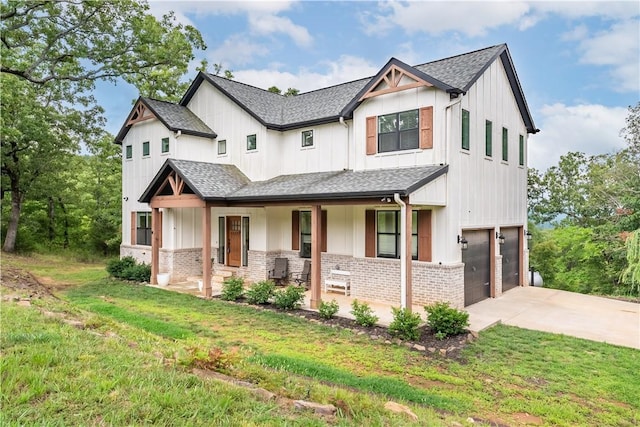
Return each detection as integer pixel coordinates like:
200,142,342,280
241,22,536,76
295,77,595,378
100,0,640,171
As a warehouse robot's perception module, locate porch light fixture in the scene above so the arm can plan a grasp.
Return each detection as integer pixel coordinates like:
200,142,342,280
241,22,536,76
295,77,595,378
380,197,391,202
457,235,468,250
496,232,505,245
525,230,532,240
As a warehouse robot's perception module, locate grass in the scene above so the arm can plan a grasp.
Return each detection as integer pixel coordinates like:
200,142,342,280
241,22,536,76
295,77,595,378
2,253,639,426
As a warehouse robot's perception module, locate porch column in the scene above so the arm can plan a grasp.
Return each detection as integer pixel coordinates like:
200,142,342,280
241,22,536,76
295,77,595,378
202,204,212,298
151,208,160,284
310,204,322,309
405,201,413,310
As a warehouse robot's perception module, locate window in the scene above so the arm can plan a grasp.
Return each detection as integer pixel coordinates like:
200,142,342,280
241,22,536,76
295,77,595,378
300,211,311,258
218,139,226,155
461,109,470,150
247,134,256,151
378,109,419,153
142,141,150,157
125,145,132,159
161,137,169,153
376,211,418,259
485,120,492,157
502,127,508,161
302,130,313,147
136,212,152,246
519,134,524,166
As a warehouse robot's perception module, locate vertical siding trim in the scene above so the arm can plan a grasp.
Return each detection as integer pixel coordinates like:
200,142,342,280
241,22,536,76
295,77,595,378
417,210,432,262
366,116,377,155
291,210,300,251
419,106,433,149
365,210,376,257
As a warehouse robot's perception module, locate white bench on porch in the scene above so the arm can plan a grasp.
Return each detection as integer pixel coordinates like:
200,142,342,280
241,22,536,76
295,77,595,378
324,270,351,296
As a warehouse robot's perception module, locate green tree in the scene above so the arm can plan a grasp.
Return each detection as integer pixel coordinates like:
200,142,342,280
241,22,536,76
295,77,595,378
1,0,205,101
1,75,102,252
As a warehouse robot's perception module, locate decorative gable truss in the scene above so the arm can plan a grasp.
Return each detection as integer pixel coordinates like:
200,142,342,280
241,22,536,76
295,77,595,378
126,101,156,126
151,170,204,208
360,64,432,100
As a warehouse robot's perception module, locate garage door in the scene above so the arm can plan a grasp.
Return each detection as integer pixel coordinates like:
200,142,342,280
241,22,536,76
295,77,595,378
501,227,520,292
463,230,491,306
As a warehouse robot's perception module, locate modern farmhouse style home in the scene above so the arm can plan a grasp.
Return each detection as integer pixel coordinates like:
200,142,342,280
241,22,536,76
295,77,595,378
115,43,537,309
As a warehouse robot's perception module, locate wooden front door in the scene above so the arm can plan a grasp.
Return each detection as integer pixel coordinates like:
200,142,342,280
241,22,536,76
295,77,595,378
226,216,242,267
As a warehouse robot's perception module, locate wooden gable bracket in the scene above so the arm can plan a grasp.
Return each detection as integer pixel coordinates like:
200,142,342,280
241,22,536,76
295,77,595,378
154,171,186,197
360,65,432,101
150,171,204,208
126,102,156,126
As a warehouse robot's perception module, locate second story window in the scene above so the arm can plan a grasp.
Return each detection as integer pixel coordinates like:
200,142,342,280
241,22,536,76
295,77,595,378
485,120,492,157
161,137,169,154
378,109,419,153
461,109,470,150
302,130,313,147
125,145,132,159
142,141,150,157
218,139,227,155
502,127,509,162
519,134,525,166
247,134,257,151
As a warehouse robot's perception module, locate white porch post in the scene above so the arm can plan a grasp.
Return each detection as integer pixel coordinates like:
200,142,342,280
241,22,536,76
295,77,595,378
202,204,212,298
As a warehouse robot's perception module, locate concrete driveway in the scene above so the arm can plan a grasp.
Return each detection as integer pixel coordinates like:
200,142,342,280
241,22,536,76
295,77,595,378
465,286,639,349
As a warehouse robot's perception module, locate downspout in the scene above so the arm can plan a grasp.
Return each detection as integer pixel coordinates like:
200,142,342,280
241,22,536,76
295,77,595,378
339,116,349,170
444,96,463,165
394,193,407,309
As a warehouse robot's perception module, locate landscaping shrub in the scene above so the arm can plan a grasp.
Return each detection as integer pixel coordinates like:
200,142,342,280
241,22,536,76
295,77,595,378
245,280,275,305
220,277,245,301
106,256,136,278
106,256,151,283
424,302,469,339
350,299,378,327
273,285,306,310
388,307,422,341
318,299,339,319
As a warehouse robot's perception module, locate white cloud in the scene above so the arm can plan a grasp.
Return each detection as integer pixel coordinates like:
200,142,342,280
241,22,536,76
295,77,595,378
248,12,312,47
361,1,531,37
528,103,627,171
208,34,270,68
575,19,640,92
233,55,379,92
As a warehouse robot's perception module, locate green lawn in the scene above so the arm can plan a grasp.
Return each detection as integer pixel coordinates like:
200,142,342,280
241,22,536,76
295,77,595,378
2,254,639,426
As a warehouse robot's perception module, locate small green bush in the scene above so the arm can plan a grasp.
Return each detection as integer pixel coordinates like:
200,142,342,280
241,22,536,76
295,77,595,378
106,256,151,282
388,307,422,341
245,280,275,305
106,256,136,278
273,285,306,310
221,277,245,301
350,299,378,327
424,302,469,339
318,299,339,319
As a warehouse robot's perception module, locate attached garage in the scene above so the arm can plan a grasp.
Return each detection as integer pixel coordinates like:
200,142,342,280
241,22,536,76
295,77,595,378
462,229,491,306
501,227,521,292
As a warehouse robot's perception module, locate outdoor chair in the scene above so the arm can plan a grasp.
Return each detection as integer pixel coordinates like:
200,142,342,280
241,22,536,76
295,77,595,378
292,260,311,289
268,258,288,285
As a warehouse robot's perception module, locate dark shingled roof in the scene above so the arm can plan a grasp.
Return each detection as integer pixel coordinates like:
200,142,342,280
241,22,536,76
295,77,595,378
179,44,539,132
114,97,217,144
139,159,448,203
138,159,250,203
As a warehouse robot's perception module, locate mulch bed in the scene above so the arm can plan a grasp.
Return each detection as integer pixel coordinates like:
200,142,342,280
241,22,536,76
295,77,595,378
230,298,473,360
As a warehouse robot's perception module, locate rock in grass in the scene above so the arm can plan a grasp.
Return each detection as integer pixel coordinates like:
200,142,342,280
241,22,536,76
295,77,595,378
384,401,418,421
293,400,337,416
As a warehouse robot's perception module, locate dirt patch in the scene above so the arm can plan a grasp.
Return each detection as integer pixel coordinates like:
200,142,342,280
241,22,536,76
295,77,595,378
511,412,544,425
0,267,58,299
